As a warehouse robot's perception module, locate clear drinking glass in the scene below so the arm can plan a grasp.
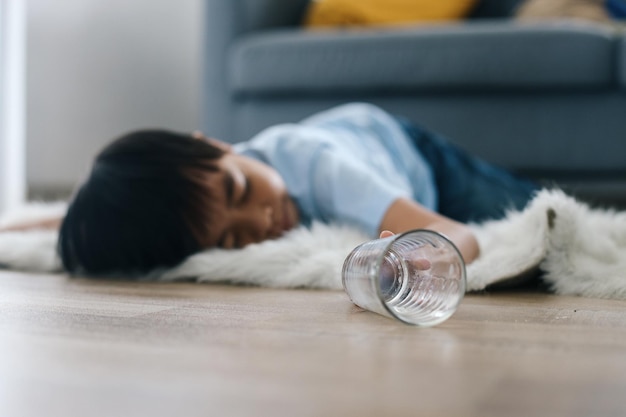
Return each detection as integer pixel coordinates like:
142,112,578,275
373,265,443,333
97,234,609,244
342,229,466,327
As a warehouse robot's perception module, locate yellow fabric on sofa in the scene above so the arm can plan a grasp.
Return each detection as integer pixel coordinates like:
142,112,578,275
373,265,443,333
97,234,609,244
304,0,478,27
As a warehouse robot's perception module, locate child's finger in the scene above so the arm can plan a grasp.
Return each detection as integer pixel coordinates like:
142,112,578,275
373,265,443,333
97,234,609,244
412,258,432,270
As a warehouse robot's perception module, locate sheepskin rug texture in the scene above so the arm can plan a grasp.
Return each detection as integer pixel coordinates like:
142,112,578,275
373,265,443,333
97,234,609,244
1,189,626,299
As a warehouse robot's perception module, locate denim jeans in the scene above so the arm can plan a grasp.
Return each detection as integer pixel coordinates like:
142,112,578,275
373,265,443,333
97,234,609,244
398,118,539,223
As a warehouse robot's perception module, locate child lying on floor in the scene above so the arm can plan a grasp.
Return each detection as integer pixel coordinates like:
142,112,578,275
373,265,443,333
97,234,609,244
0,103,538,276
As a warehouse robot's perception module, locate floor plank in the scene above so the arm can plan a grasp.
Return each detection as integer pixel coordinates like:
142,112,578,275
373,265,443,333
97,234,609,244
1,270,625,417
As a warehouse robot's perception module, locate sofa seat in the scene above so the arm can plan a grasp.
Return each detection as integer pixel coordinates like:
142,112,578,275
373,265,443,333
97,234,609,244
231,21,617,95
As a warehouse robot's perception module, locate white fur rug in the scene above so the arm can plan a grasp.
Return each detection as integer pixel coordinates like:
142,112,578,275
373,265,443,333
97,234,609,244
1,189,626,299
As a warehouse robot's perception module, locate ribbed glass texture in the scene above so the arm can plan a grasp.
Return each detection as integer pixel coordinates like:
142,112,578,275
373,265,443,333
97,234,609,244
342,230,466,327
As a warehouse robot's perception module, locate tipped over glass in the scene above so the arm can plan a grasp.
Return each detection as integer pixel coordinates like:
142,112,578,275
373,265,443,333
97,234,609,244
342,229,466,327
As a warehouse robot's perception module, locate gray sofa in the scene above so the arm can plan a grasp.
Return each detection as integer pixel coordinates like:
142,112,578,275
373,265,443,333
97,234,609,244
201,0,626,206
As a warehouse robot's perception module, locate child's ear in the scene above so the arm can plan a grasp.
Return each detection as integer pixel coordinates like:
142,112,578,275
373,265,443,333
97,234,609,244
192,131,233,152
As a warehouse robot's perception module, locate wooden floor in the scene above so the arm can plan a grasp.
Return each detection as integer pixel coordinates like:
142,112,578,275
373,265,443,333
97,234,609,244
1,270,625,417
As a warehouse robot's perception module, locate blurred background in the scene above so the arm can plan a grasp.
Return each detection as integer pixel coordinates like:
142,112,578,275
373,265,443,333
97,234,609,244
2,0,204,211
3,0,626,214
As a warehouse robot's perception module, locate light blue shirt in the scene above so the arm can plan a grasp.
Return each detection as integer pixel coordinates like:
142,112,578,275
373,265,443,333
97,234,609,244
234,103,437,237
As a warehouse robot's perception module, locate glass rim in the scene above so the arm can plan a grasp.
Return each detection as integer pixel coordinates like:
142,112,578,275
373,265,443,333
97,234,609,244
374,229,467,325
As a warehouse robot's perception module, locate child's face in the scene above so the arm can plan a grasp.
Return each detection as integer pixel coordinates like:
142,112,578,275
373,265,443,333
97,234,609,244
200,138,300,249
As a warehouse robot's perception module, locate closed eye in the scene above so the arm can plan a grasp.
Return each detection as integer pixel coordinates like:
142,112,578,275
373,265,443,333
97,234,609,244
238,176,251,206
223,171,250,208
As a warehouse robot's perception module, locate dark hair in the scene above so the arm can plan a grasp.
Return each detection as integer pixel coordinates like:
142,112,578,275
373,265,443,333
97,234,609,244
58,129,225,277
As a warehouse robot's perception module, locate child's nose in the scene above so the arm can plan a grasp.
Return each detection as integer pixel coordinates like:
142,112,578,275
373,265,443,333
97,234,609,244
257,205,274,236
239,205,274,246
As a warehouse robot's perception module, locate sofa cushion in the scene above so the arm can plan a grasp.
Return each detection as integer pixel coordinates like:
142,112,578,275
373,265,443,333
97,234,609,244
303,0,478,27
515,0,613,22
230,22,615,95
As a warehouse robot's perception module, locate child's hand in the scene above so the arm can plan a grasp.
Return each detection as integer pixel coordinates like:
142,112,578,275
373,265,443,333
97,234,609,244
378,230,431,270
379,230,394,239
0,218,62,233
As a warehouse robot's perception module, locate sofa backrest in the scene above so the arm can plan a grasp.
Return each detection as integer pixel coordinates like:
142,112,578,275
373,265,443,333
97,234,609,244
239,0,310,30
470,0,525,18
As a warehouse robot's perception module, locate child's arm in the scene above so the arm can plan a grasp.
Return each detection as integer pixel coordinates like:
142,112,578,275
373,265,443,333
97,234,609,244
379,198,479,264
0,216,63,232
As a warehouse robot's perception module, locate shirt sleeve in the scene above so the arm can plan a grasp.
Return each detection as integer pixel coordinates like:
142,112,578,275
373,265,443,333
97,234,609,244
310,144,410,237
237,121,413,237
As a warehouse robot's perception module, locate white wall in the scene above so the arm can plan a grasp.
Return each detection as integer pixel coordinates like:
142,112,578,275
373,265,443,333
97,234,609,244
0,0,27,212
26,0,203,195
